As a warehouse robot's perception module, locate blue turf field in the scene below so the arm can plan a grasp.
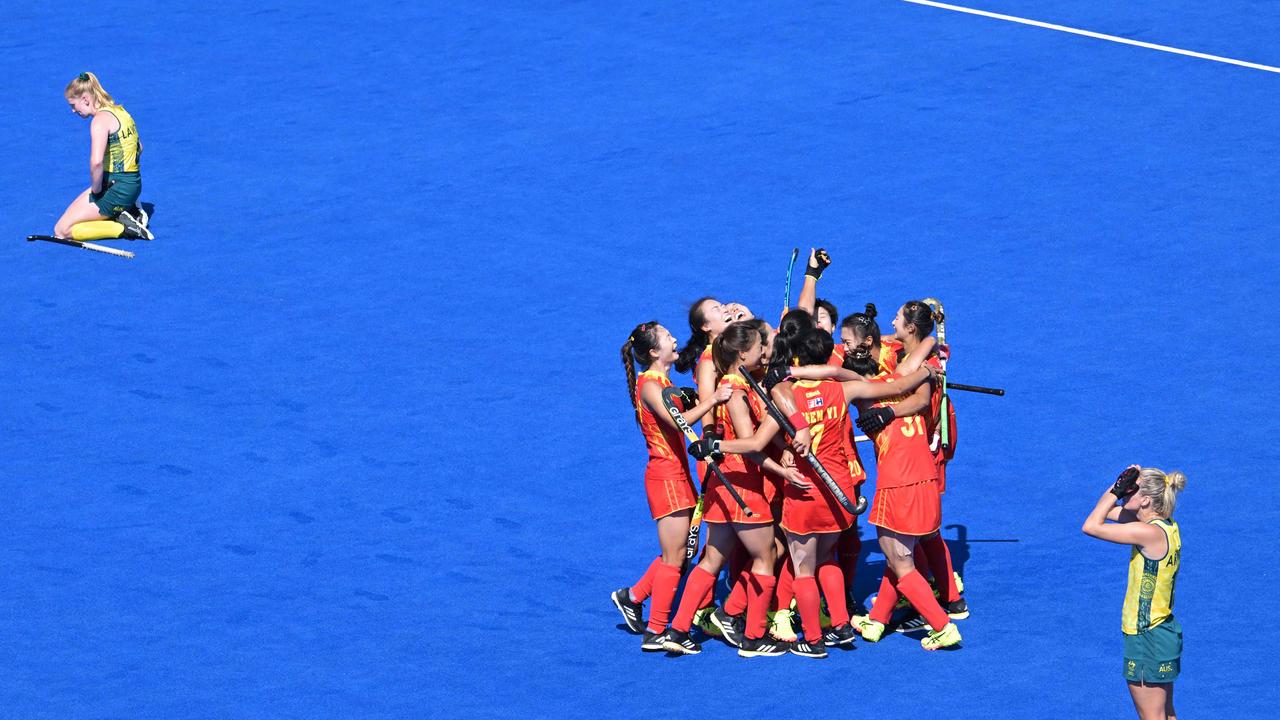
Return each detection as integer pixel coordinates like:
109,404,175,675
5,2,1278,717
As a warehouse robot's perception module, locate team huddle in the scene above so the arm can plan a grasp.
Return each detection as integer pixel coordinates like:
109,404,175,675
614,249,968,658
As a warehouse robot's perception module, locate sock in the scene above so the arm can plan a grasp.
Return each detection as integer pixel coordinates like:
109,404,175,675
630,557,662,603
913,543,931,581
723,569,752,616
772,557,795,611
646,563,683,634
671,566,717,632
744,573,777,639
838,529,861,594
897,569,951,631
793,576,823,643
70,220,124,241
921,534,960,603
817,561,850,626
868,570,898,624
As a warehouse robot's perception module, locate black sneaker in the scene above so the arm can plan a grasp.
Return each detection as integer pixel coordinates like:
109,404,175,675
737,636,788,657
117,209,153,240
661,629,702,655
611,588,645,634
822,623,857,647
641,630,666,652
709,607,745,648
789,639,828,658
945,598,970,620
894,611,930,633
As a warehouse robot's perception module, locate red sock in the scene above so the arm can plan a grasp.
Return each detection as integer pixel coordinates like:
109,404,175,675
671,566,717,632
772,557,795,611
630,556,662,603
921,534,960,603
645,563,683,634
793,576,823,643
723,569,752,616
838,529,861,594
817,561,849,626
912,544,930,581
744,573,777,639
868,570,898,624
897,569,951,631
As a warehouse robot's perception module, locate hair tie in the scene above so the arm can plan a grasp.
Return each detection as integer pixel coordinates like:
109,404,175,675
78,72,90,82
1163,473,1172,488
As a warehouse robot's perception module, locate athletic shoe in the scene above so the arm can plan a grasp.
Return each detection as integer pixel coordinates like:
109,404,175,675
955,572,965,596
641,630,666,652
133,204,149,228
819,602,832,629
117,209,153,240
611,588,645,634
894,612,930,634
822,624,857,647
945,597,970,620
693,606,722,637
848,596,870,626
710,607,745,648
661,629,702,655
738,636,788,657
768,609,798,642
856,618,885,643
789,639,828,658
921,622,962,651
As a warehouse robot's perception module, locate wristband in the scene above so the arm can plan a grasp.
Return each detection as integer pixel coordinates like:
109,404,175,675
788,411,807,430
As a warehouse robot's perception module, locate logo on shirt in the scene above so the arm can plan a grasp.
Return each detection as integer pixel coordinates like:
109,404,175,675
808,397,824,409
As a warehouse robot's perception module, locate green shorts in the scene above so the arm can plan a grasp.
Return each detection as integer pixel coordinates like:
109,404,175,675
1123,617,1182,683
90,172,141,218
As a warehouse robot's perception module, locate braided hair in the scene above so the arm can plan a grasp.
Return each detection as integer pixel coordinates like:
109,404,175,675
622,321,661,425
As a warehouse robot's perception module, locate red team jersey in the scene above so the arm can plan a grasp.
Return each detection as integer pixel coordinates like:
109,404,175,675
783,379,860,534
877,339,904,375
635,370,698,520
864,373,941,535
827,344,846,367
703,373,773,524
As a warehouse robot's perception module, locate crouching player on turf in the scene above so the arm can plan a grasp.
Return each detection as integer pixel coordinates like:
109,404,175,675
56,72,152,241
613,322,731,651
1083,466,1186,720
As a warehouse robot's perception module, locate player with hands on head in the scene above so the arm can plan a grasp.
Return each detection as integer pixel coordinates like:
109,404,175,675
1083,465,1186,720
612,321,732,651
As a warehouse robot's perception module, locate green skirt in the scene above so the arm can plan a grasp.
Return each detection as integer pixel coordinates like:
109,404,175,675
91,172,141,217
1123,616,1182,684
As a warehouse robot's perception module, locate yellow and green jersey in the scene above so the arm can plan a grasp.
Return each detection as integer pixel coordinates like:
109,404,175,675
101,105,140,174
1122,518,1180,634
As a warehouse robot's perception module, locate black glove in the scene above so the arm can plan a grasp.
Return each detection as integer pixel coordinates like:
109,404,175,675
763,365,792,392
855,407,896,434
688,429,723,462
805,248,832,280
1110,466,1141,498
677,386,698,410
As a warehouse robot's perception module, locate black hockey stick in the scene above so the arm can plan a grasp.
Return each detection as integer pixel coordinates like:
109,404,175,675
739,367,867,516
27,234,134,259
947,382,1004,396
660,387,752,517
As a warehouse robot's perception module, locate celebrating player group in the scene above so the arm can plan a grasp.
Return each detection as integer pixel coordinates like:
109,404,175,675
614,248,980,658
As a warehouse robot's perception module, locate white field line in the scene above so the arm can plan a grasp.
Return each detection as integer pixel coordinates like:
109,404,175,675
902,0,1280,74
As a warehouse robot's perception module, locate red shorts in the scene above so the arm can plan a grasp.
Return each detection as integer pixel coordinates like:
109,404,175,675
645,465,698,520
869,479,941,536
780,476,855,536
703,468,773,524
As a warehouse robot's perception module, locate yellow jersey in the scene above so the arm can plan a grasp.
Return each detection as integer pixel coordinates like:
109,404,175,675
101,105,140,174
1122,518,1180,634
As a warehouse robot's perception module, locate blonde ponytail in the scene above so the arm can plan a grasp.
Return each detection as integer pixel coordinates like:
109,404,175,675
1137,467,1187,518
65,71,116,108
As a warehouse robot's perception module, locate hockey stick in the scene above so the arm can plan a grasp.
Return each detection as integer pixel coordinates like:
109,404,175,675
922,298,951,452
782,247,799,314
948,382,1004,396
27,235,135,259
739,367,867,516
660,387,753,517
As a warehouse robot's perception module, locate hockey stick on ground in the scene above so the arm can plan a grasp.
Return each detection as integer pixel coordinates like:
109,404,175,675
782,247,799,314
739,367,867,516
27,235,134,259
660,387,753,517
